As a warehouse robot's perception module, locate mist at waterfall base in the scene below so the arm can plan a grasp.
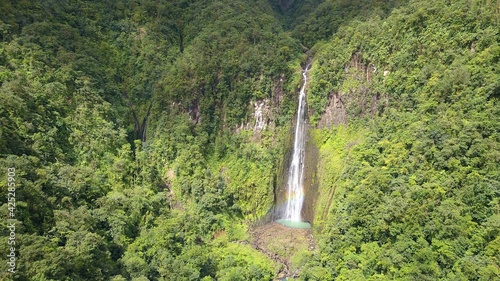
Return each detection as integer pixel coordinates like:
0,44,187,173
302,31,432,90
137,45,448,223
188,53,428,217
276,66,311,230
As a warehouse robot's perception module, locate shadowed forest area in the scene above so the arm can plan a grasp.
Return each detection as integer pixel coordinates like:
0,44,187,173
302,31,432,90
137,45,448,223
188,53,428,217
0,0,499,280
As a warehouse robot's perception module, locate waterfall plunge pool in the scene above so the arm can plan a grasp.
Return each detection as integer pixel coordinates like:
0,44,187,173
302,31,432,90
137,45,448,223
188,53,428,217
277,63,312,230
276,219,311,229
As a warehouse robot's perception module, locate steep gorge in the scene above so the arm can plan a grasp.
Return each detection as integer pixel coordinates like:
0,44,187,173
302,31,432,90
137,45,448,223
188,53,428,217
0,0,499,280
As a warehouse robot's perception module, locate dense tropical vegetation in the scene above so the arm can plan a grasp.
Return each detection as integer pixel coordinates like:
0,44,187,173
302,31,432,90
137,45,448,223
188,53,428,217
0,0,498,280
303,1,500,279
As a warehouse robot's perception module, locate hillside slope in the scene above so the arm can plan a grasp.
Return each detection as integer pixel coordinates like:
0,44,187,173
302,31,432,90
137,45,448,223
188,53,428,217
303,0,500,279
0,0,499,280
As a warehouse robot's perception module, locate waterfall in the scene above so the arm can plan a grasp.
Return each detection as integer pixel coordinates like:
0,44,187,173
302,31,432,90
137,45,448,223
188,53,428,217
284,64,310,222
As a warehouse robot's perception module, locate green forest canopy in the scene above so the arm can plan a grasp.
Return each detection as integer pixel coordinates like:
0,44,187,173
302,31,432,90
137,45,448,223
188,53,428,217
0,0,499,280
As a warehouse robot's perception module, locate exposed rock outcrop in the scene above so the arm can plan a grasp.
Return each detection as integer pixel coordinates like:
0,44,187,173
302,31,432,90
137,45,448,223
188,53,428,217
251,222,315,279
318,54,389,128
237,73,286,133
253,99,271,132
318,92,347,127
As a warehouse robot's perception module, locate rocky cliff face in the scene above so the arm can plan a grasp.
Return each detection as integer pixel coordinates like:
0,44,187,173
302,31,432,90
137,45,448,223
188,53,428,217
237,73,287,134
253,99,271,131
317,92,347,127
317,53,389,128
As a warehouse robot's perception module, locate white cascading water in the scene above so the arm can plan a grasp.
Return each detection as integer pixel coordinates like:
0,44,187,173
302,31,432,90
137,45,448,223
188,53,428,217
284,65,310,221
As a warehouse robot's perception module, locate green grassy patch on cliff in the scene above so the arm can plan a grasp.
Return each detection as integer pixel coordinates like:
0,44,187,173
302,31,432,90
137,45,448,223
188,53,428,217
310,124,367,231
